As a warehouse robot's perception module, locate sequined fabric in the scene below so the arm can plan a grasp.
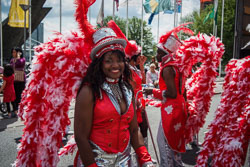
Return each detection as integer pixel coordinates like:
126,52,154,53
76,144,133,167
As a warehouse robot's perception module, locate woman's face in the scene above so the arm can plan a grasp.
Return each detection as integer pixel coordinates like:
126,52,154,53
12,50,17,58
150,66,155,72
102,51,125,79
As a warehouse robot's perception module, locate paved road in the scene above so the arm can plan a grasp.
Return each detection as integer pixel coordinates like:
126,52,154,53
0,94,249,167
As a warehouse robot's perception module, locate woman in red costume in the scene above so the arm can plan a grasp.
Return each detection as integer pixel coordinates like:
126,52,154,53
74,27,154,167
126,41,148,147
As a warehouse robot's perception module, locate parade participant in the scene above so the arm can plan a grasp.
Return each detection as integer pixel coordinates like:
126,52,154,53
143,22,225,166
14,0,154,166
74,27,154,167
126,41,149,147
144,34,187,166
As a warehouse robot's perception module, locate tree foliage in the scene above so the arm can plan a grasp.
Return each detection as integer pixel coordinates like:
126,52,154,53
181,0,236,65
100,16,157,59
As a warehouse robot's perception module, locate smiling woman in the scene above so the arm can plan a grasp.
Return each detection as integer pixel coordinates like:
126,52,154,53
74,27,154,167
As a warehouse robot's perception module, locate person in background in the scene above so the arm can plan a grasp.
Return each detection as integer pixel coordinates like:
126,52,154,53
127,49,149,148
0,64,16,118
10,47,26,113
146,63,159,88
151,57,159,70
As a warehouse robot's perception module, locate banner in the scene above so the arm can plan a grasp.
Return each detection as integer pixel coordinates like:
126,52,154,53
203,0,218,24
164,0,182,14
8,0,29,28
97,0,104,26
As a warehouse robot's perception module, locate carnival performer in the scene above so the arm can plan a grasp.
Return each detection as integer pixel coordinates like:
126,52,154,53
143,21,225,166
14,0,154,166
144,34,187,166
126,42,149,148
74,27,154,167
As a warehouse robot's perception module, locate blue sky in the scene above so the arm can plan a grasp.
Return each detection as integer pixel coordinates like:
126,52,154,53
2,0,200,42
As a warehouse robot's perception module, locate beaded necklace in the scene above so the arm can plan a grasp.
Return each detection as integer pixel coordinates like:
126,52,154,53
106,77,123,103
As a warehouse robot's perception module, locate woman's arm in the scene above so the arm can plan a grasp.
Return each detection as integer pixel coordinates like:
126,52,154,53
0,80,6,92
146,71,152,85
129,97,144,149
139,56,147,84
130,97,153,166
74,85,96,166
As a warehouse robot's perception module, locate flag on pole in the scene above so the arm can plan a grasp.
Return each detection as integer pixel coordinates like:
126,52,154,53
203,0,218,24
114,0,119,11
143,0,172,24
97,0,104,26
8,0,29,28
164,0,182,14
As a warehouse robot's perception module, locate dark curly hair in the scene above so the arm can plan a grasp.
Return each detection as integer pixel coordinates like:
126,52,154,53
3,64,14,77
78,50,132,100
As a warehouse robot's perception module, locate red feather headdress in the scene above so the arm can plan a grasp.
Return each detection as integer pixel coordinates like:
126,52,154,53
108,20,141,58
158,22,194,54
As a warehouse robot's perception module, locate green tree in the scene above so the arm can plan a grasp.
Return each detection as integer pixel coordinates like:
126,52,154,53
181,0,235,65
100,16,156,59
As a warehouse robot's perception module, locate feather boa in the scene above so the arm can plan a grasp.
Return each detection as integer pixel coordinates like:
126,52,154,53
196,56,250,167
14,31,90,167
173,33,224,143
58,135,77,157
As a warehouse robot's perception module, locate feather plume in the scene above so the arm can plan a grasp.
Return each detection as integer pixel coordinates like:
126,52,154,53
159,22,194,44
74,0,96,46
108,20,140,58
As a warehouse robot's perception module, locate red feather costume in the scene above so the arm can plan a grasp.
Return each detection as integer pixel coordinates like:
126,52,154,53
196,56,250,167
14,0,154,166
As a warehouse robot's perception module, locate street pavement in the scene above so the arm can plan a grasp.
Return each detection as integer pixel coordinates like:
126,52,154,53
0,77,249,166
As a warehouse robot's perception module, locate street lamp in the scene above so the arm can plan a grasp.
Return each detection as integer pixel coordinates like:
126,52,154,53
19,4,31,58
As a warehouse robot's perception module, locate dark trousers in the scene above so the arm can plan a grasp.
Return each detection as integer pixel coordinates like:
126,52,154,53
14,81,25,111
6,102,16,113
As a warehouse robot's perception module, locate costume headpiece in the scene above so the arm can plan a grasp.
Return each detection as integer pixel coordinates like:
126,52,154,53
90,27,127,60
107,20,141,59
157,22,194,54
75,1,127,60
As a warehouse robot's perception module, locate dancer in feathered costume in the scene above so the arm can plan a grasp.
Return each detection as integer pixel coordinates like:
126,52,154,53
196,56,250,167
127,46,149,148
144,23,225,166
14,0,155,167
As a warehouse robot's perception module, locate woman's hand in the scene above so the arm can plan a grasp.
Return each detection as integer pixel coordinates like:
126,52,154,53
139,55,147,66
17,52,21,59
143,88,153,96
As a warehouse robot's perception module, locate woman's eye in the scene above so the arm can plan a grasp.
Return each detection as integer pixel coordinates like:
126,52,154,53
105,59,112,63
